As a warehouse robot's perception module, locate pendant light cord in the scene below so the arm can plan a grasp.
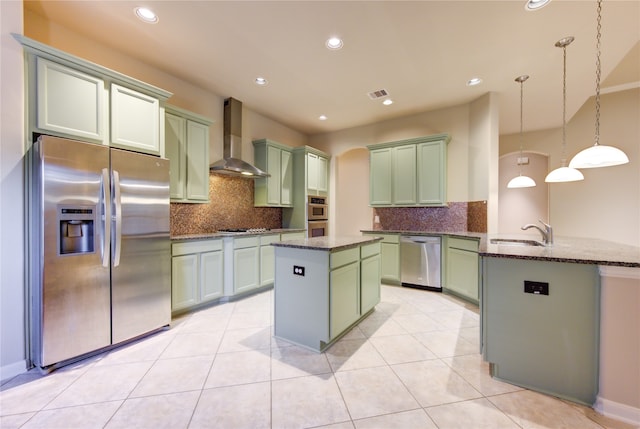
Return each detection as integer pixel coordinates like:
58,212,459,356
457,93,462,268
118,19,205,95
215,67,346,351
561,43,567,163
519,77,524,159
594,0,602,146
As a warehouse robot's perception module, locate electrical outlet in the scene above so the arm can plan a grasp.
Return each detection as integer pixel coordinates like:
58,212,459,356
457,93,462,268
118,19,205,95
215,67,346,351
293,266,305,276
524,280,549,295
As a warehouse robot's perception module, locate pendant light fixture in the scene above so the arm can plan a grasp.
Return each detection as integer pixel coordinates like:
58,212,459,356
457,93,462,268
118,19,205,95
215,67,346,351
508,75,537,189
568,0,629,169
545,36,584,183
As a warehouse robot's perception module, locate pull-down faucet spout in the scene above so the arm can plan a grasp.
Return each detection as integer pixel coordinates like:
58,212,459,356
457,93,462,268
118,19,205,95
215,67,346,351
521,220,553,245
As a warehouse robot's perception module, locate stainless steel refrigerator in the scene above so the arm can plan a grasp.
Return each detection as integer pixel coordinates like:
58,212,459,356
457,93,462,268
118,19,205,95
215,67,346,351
30,135,171,369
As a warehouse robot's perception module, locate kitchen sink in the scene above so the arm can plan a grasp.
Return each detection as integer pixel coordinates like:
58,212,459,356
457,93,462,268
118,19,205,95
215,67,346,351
490,238,545,247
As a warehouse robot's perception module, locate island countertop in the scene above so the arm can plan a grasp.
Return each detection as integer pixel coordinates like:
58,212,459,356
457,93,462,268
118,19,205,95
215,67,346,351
361,230,640,268
273,235,383,252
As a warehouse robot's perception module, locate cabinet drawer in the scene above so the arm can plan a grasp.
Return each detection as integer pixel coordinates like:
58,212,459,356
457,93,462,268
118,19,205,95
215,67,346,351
448,237,479,252
331,247,359,270
234,236,259,249
260,234,280,246
361,242,381,259
172,239,222,256
378,234,400,244
281,231,306,241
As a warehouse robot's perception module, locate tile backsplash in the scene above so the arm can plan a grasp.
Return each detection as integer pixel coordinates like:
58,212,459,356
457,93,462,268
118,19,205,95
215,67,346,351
170,174,282,236
372,201,487,233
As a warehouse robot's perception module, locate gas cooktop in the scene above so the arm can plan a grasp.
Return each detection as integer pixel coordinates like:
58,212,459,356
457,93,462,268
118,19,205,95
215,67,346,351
217,228,270,235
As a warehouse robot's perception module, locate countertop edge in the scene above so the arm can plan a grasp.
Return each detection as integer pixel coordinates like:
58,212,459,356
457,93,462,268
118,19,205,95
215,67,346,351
273,236,383,252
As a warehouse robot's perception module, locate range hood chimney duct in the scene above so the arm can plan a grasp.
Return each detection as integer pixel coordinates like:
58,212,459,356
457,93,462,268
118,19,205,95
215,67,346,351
209,97,269,178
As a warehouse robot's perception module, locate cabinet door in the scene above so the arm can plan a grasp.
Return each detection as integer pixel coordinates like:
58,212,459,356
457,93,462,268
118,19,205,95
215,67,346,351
165,113,186,200
307,152,319,193
381,242,401,283
369,148,393,206
330,262,360,339
317,156,329,195
36,57,105,142
281,149,293,206
446,248,479,302
201,250,223,302
234,246,260,294
110,83,160,155
361,255,381,314
417,141,445,205
393,145,416,205
186,120,210,201
171,254,198,311
260,244,275,286
267,145,282,205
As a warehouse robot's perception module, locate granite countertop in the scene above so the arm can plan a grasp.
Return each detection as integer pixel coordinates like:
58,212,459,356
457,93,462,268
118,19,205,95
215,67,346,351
361,230,640,268
171,228,306,241
272,235,384,252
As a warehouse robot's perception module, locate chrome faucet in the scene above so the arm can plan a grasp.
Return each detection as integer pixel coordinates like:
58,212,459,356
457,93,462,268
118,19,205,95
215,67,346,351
521,220,553,245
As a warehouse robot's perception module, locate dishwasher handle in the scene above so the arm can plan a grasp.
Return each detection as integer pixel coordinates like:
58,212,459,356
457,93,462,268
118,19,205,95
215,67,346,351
402,236,441,244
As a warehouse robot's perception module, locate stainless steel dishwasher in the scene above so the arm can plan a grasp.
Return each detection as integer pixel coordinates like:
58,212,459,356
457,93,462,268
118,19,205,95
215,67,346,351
400,236,441,290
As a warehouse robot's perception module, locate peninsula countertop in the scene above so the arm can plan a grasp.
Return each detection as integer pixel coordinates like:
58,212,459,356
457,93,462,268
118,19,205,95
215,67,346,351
171,228,306,242
361,230,640,268
272,235,383,252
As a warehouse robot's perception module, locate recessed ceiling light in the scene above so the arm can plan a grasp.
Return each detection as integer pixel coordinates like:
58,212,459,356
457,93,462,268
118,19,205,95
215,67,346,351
467,77,483,86
134,7,158,23
255,77,268,86
326,37,343,50
382,99,393,106
319,115,328,121
525,0,551,11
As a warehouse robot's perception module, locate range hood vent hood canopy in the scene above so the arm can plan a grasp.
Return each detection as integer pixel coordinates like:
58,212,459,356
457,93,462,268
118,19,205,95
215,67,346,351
209,97,269,178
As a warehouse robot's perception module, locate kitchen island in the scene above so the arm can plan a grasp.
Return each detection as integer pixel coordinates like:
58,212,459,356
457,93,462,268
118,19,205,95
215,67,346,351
272,236,383,352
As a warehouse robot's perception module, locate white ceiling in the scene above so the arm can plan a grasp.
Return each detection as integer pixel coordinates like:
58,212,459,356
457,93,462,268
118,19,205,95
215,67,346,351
24,0,640,136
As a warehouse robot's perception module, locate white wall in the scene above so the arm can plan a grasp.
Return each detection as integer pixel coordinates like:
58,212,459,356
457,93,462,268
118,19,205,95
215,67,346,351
501,88,639,246
333,148,372,236
1,1,27,380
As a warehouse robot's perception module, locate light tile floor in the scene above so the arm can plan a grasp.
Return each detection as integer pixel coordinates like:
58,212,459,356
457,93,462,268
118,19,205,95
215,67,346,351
1,285,634,429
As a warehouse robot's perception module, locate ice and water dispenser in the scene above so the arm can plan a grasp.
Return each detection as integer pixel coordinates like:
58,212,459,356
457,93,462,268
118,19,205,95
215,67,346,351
58,205,96,255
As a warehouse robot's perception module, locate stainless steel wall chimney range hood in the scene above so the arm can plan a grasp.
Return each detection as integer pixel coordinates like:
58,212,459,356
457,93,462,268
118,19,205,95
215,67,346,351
209,97,270,178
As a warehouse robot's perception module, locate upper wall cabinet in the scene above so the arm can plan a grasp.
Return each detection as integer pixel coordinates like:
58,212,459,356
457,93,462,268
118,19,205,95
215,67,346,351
253,139,293,207
367,134,449,207
17,35,172,156
165,105,213,203
293,146,329,197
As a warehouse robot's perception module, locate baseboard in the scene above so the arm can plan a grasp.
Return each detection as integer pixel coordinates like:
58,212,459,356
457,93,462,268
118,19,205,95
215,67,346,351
594,396,640,427
1,359,27,383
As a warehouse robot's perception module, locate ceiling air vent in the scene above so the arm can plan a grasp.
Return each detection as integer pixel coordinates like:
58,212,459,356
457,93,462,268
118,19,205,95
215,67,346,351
367,89,389,100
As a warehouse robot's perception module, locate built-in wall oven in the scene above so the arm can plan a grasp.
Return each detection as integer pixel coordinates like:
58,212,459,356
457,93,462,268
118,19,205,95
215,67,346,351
307,195,328,237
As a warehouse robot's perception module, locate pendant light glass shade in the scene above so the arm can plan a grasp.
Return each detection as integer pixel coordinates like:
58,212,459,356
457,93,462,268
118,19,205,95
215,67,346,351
508,75,536,188
545,36,584,183
568,0,629,169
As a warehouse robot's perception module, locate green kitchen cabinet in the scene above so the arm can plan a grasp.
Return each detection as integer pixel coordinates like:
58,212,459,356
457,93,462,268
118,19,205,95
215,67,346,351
330,260,361,339
259,234,280,287
362,232,401,284
253,139,293,207
444,236,479,304
110,83,160,155
368,133,449,207
233,236,260,294
280,231,306,241
171,239,224,313
360,242,382,314
165,105,213,203
303,148,329,196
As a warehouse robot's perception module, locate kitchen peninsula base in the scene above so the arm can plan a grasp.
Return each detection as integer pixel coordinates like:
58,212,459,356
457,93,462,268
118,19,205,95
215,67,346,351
273,236,382,352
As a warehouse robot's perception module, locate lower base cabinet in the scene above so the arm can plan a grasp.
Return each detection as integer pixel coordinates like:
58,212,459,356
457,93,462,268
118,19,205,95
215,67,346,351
233,236,260,294
330,260,360,339
363,232,400,284
444,237,479,304
171,239,223,312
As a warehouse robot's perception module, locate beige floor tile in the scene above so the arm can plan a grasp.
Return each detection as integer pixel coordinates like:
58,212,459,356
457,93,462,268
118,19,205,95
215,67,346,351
130,356,212,397
0,413,35,428
369,334,437,365
357,315,408,338
334,366,420,420
427,309,479,330
413,329,478,358
272,374,350,428
271,345,332,380
354,408,437,428
325,338,387,372
488,389,606,429
22,401,122,429
105,391,199,429
179,312,231,333
392,359,482,407
0,370,83,415
226,310,272,330
95,331,175,366
45,361,153,408
442,354,523,396
340,325,367,340
218,326,272,353
204,349,271,388
159,331,224,359
458,326,481,347
189,382,271,429
314,421,355,429
390,313,443,334
426,398,520,428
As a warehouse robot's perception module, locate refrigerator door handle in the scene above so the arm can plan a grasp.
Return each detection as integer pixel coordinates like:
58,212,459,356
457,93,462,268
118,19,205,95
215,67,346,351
112,169,123,267
100,168,111,268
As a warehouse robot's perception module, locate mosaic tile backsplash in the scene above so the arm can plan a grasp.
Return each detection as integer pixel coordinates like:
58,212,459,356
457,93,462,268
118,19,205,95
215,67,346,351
372,201,487,233
170,174,282,236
